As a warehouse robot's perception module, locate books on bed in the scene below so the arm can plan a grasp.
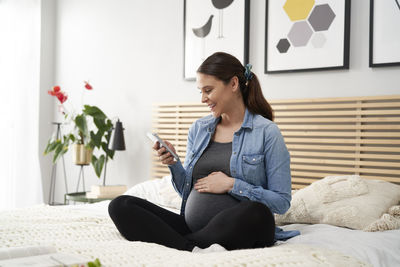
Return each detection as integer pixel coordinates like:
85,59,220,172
0,246,93,267
86,184,127,199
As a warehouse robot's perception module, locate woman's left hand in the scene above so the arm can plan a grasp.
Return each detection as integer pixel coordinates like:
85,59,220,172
194,171,235,194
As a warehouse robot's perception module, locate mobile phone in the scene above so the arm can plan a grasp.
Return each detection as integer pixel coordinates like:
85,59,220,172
146,132,180,161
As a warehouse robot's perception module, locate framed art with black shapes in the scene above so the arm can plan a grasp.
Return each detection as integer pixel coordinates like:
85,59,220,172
265,0,351,73
183,0,250,80
369,0,400,67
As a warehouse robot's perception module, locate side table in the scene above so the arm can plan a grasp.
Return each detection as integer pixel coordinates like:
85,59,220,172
64,192,114,205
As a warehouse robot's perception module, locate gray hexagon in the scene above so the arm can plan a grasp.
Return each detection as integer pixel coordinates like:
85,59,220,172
287,21,313,47
311,33,327,48
308,4,336,32
276,38,291,53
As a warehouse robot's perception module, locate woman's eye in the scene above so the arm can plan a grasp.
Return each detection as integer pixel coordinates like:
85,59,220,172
199,89,212,94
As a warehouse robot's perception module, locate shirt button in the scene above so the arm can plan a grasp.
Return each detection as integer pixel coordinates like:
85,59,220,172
233,152,237,155
186,183,189,186
253,158,256,161
190,166,192,169
239,190,243,194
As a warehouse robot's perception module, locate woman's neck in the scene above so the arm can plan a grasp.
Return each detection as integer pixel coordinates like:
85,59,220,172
220,101,246,128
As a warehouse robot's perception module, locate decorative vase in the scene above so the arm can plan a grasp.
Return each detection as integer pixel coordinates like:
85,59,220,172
72,144,93,165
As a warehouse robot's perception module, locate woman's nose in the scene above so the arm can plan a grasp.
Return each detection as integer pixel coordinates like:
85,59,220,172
201,93,207,103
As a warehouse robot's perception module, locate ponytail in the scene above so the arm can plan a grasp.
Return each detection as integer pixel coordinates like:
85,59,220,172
197,52,274,121
242,73,274,121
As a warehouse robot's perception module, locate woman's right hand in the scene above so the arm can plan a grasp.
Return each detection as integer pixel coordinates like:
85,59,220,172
153,140,177,165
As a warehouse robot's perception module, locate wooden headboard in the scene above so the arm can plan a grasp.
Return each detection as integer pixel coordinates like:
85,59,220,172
151,95,400,189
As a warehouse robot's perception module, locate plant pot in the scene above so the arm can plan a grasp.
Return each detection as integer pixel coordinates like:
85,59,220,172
72,144,93,165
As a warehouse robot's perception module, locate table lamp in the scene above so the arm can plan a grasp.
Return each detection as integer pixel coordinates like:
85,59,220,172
109,119,126,151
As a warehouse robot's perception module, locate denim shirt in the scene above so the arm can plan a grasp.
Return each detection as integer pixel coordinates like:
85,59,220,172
168,108,300,240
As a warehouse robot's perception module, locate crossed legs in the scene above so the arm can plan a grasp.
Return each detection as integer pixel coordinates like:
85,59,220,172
108,195,275,251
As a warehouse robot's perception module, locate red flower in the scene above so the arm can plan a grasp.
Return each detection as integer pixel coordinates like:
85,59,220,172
48,85,61,96
84,81,93,90
56,92,68,104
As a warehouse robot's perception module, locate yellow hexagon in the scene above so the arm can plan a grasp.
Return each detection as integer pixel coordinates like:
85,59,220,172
283,0,315,21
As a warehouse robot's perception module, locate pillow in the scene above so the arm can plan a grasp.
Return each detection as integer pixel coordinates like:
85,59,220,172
275,175,400,231
123,175,182,210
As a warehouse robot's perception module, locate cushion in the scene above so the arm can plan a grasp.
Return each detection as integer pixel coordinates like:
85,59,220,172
275,175,400,231
123,175,182,210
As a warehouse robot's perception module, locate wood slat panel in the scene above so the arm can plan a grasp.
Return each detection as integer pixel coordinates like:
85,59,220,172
291,164,400,175
286,144,400,153
289,151,400,160
151,95,400,188
291,157,400,168
275,117,400,123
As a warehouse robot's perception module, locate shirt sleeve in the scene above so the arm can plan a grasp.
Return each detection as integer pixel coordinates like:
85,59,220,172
168,121,196,196
229,123,292,214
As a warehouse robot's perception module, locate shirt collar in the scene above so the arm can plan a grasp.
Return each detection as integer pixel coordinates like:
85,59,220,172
241,108,253,130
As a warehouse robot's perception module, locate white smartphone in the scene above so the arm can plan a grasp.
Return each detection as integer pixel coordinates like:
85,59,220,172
146,132,180,161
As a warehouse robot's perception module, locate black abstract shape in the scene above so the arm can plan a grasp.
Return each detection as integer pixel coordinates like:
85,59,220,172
395,0,400,11
276,38,291,53
211,0,234,9
192,15,214,38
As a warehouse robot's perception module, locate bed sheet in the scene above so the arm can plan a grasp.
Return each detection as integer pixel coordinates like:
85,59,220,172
0,202,369,267
281,223,400,267
82,201,400,267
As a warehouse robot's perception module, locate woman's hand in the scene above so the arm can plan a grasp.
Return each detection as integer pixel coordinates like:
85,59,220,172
194,171,235,194
153,140,177,165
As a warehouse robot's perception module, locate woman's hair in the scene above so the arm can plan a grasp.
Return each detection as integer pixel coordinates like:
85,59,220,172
197,52,274,121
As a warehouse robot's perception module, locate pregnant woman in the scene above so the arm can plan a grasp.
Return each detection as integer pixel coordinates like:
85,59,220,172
108,52,299,252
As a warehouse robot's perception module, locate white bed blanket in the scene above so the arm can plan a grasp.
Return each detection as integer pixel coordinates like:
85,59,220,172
0,202,369,267
282,223,400,267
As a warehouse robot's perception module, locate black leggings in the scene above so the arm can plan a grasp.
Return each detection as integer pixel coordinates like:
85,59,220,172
108,195,275,251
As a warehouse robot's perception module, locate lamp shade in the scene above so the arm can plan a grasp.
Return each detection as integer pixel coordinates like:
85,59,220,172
110,119,126,150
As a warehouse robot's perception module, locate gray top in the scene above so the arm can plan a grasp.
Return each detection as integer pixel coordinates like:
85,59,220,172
185,140,240,232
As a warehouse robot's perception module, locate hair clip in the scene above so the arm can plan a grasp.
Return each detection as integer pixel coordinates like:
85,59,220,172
244,63,253,81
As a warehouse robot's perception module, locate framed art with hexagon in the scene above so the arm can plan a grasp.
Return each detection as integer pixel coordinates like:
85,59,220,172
369,0,400,67
183,0,250,80
265,0,351,73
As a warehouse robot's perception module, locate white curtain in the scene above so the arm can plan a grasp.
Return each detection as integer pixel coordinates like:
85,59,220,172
0,0,44,210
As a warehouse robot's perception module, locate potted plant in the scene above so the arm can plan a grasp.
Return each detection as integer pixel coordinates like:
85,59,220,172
44,82,115,178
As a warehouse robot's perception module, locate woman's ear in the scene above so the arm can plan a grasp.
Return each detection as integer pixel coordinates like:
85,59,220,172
230,76,239,92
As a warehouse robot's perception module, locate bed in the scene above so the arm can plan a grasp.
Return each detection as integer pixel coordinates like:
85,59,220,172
1,94,399,267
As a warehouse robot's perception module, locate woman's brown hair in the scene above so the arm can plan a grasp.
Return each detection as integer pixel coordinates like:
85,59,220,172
197,52,274,121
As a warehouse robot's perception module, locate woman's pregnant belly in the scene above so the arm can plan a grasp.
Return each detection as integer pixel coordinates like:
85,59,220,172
184,188,240,232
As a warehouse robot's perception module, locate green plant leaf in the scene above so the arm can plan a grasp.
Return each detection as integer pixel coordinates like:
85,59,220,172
87,258,102,267
83,105,107,120
101,142,114,160
52,141,64,163
75,114,88,143
68,134,76,143
93,118,108,132
44,139,59,155
92,154,105,178
90,130,103,148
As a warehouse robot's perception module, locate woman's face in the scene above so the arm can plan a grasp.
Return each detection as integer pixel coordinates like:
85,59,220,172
196,73,238,118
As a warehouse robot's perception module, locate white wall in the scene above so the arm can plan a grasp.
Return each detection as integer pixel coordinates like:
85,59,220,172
39,0,56,204
46,0,399,203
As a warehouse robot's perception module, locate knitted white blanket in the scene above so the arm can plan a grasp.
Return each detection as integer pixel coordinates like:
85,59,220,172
0,204,369,267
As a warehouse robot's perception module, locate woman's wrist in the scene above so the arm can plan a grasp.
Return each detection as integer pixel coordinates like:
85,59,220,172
228,177,235,191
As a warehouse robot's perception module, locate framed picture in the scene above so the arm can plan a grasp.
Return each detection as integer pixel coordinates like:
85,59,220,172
369,0,400,67
183,0,250,80
265,0,351,73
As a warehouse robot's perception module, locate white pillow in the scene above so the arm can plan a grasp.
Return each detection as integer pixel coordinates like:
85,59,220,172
123,175,182,210
275,175,400,231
